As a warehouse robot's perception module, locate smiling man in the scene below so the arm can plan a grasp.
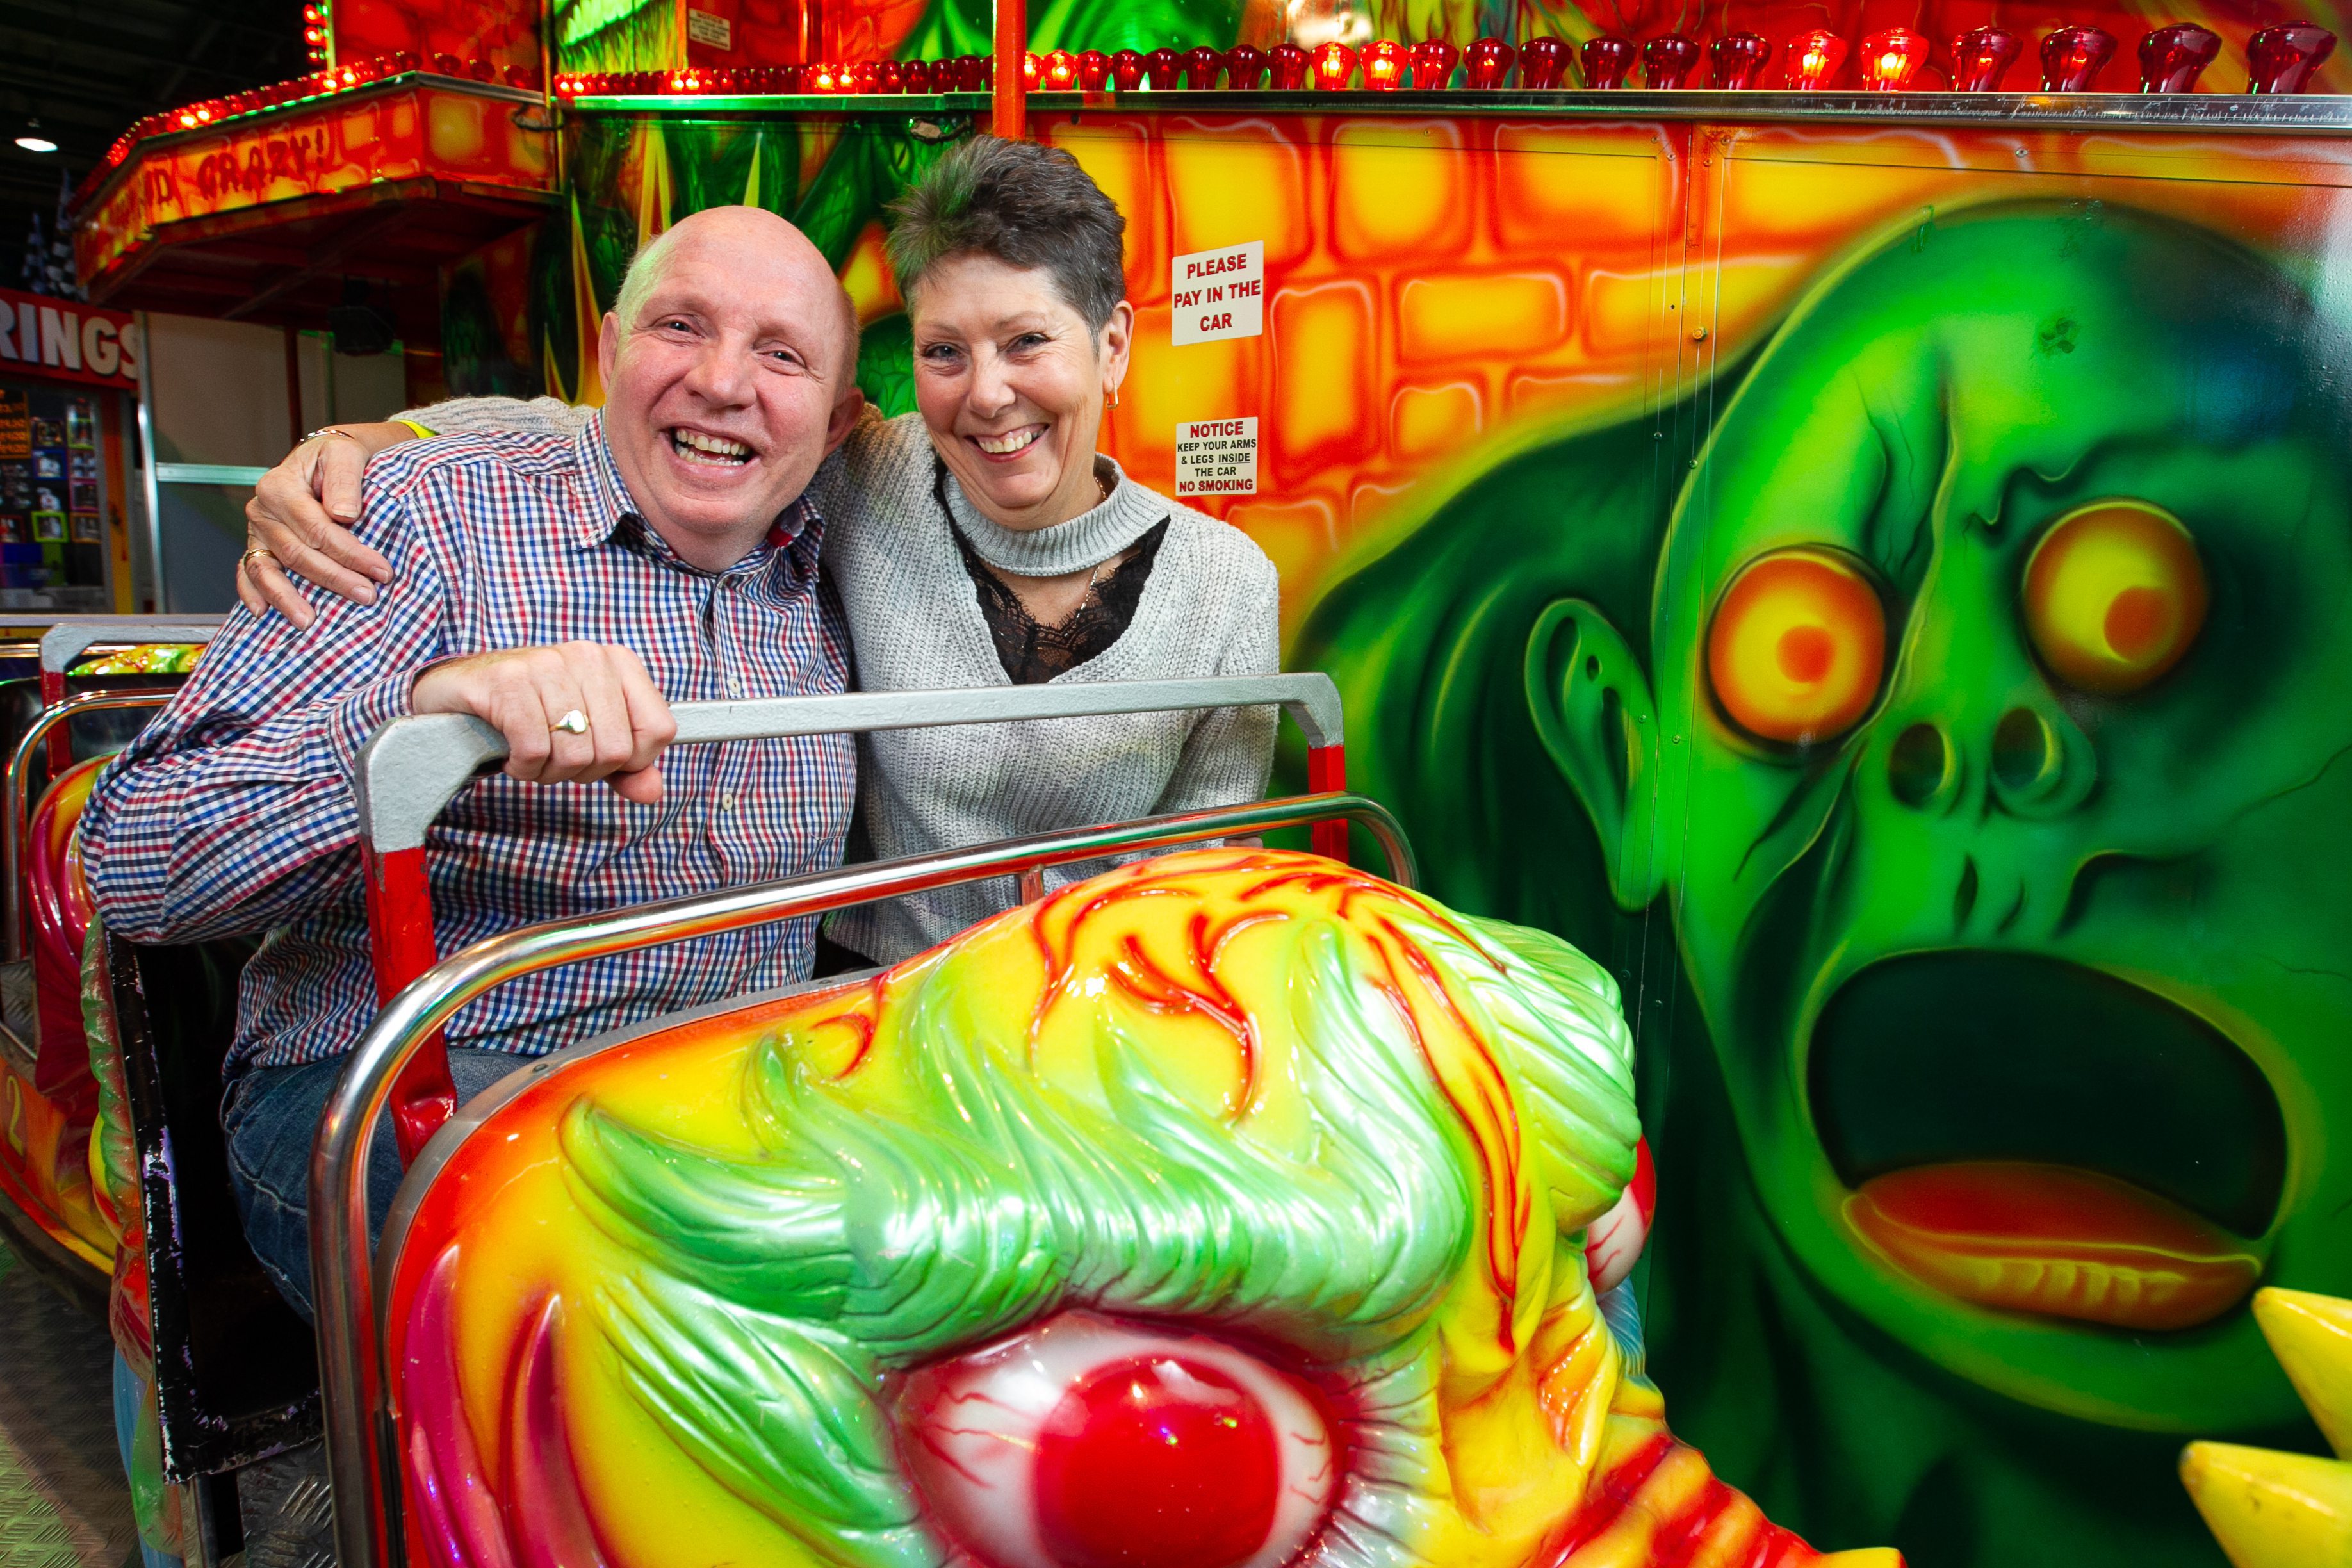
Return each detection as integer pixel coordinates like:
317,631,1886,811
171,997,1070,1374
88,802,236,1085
80,204,865,1319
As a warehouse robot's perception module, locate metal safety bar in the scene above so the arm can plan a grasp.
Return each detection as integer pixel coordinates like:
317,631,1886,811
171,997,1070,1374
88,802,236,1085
315,788,1412,1568
36,616,218,772
38,616,224,680
352,673,1348,1163
4,690,177,961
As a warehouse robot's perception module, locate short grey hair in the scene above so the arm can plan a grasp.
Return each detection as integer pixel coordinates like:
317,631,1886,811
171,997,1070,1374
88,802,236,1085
610,214,863,383
885,136,1127,332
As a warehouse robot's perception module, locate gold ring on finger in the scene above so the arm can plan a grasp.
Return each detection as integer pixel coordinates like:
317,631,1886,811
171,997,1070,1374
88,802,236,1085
239,546,279,571
552,708,590,735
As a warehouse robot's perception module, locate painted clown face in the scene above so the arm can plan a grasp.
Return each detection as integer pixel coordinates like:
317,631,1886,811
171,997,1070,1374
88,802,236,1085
382,849,1891,1568
1540,202,2352,1433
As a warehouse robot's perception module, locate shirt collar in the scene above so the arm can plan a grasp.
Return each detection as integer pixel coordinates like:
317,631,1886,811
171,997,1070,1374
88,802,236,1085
573,411,824,579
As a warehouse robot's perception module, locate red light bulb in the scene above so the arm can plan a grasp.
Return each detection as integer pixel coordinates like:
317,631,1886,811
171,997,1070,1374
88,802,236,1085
1644,33,1701,88
1362,38,1406,88
1019,51,1040,88
1268,42,1310,87
1706,32,1767,87
1408,38,1459,86
2248,22,2336,92
1519,35,1569,87
853,60,881,92
1950,26,2021,90
1184,45,1222,86
1780,28,1848,89
1110,48,1147,90
812,61,842,92
2040,25,2116,90
1077,49,1110,90
950,54,986,90
2137,23,2219,91
1223,44,1265,86
1859,26,1930,89
1145,46,1182,87
1464,35,1515,88
878,60,904,90
901,59,931,91
1580,35,1635,87
1311,40,1357,88
1037,49,1073,89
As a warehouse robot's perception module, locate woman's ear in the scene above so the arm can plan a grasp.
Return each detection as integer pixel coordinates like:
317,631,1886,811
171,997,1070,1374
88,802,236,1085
1100,299,1134,396
1524,600,1666,911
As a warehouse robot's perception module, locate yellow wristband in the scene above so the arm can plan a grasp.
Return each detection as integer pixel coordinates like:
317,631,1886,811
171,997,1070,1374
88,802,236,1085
396,419,436,440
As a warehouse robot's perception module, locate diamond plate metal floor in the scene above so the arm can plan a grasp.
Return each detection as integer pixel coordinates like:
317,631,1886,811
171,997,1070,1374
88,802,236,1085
0,1239,138,1568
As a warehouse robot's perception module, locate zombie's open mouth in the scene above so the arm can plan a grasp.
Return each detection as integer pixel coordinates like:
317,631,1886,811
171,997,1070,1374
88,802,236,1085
1807,952,2286,1331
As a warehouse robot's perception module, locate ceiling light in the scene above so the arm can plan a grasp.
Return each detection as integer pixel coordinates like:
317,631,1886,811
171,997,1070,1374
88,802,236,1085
15,119,55,153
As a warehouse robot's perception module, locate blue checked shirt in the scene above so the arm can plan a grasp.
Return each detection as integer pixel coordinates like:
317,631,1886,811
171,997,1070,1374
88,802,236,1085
81,414,856,1073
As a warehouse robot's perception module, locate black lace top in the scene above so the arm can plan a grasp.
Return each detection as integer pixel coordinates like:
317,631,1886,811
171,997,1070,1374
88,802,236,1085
951,518,1170,683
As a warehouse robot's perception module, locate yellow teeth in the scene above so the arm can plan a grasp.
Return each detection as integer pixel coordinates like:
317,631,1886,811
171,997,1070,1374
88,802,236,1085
2253,1287,2352,1458
2182,1287,2352,1568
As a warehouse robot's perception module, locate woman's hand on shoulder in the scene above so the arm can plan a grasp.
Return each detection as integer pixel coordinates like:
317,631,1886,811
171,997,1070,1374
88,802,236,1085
238,421,414,628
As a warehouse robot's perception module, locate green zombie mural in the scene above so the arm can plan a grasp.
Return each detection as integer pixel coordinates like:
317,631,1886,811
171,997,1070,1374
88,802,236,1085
1293,200,2352,1567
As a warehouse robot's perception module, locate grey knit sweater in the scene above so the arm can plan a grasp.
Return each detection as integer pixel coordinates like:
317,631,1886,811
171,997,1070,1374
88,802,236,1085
397,398,1279,962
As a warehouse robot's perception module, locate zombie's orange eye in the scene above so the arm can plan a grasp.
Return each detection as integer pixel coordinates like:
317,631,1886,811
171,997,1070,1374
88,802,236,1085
2021,501,2207,696
1706,548,1888,744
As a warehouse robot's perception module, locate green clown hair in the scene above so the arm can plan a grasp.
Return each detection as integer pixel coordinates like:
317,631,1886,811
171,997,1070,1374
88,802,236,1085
555,882,1638,1568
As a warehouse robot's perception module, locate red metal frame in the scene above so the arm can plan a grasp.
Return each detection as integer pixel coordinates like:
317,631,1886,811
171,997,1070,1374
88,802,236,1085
993,0,1027,137
1307,743,1348,860
361,845,455,1163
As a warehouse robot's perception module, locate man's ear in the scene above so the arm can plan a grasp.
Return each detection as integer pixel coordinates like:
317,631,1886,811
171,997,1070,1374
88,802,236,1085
596,311,619,395
825,386,867,454
1524,600,1665,911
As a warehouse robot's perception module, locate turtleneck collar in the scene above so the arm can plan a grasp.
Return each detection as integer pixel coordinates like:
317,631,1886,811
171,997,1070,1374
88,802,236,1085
942,452,1168,577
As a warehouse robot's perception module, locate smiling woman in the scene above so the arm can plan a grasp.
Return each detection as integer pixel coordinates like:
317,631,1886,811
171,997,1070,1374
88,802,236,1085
233,140,1282,970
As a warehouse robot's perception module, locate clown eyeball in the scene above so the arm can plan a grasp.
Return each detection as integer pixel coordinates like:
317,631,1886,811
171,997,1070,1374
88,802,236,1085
897,1312,1337,1568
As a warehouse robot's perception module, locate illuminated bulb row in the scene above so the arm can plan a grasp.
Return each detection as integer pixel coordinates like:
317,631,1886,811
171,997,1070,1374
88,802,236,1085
555,60,992,96
301,3,329,67
560,20,2338,102
1568,19,2334,92
88,51,539,193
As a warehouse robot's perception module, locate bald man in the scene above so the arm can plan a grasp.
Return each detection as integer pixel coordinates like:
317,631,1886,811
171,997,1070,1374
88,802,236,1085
81,206,869,1319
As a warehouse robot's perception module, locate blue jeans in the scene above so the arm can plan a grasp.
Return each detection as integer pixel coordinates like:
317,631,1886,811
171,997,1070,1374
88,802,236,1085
222,1047,523,1322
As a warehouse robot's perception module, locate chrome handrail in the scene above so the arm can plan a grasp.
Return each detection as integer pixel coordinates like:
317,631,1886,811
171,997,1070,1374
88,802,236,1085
313,789,1412,1568
4,690,177,961
355,673,1344,853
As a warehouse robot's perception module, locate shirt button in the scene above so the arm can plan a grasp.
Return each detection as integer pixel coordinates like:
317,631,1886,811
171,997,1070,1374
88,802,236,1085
719,791,737,812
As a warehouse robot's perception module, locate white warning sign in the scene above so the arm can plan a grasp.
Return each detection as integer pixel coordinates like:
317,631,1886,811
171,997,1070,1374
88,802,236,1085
1170,241,1264,346
1175,418,1259,497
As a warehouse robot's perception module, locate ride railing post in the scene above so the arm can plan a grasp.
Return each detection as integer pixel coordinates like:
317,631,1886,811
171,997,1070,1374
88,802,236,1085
4,689,181,964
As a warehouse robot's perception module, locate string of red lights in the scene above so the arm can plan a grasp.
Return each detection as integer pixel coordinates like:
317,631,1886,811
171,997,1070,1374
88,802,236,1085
550,21,2333,99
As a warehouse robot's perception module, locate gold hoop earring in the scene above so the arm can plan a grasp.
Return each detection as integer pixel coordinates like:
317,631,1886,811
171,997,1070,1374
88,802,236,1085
1105,388,1120,411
